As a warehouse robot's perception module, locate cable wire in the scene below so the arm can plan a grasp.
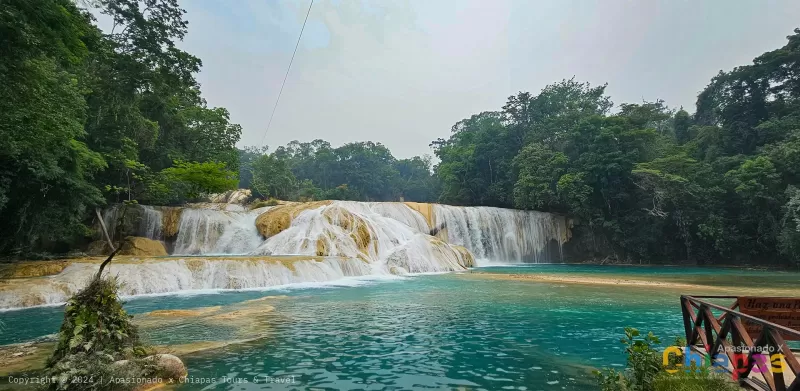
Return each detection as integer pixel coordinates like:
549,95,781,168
260,0,314,145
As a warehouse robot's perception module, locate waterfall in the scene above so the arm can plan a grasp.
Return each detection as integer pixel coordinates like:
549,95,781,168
250,202,466,273
100,204,164,241
0,257,380,309
433,204,567,263
173,207,267,255
1,200,570,309
139,206,163,239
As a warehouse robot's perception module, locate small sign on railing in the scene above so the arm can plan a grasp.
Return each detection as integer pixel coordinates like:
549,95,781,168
738,297,800,341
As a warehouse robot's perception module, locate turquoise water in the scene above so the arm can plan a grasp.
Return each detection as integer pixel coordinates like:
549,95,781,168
2,265,796,390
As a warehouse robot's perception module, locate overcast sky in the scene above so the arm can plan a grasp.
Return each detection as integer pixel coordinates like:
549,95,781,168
149,0,800,158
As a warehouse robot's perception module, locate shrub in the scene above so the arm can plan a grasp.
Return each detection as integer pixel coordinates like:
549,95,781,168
594,327,739,391
45,277,154,390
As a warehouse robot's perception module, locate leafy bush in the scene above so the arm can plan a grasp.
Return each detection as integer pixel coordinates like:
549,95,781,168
49,277,147,364
45,277,153,390
161,160,238,202
594,327,738,391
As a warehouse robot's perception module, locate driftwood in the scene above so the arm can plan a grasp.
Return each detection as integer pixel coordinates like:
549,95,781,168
92,203,132,280
94,247,121,281
95,208,115,250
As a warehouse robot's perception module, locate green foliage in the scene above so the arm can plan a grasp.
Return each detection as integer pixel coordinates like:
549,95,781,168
433,29,800,265
322,184,361,201
0,0,105,254
513,143,569,211
242,140,438,202
49,277,145,365
161,160,238,201
594,328,738,391
4,0,800,268
0,0,242,255
46,276,155,390
249,153,296,200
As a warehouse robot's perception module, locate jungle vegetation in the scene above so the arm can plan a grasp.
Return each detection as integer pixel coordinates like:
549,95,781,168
3,0,800,265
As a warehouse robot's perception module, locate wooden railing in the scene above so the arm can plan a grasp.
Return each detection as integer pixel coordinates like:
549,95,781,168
680,295,800,391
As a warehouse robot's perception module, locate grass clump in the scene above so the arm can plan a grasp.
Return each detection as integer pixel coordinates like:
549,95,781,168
594,327,739,391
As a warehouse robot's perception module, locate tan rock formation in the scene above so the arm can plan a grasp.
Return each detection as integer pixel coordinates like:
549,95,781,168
452,245,475,268
0,260,71,278
118,236,168,256
322,206,374,255
403,202,435,230
161,207,183,238
147,354,187,381
255,200,332,238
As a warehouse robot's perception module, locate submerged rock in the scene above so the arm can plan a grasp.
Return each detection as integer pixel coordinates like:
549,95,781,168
119,236,168,256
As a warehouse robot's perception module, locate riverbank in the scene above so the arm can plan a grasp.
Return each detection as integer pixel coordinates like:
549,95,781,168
462,268,800,296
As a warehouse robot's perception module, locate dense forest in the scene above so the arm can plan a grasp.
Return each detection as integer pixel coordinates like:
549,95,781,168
1,0,242,254
2,1,800,265
429,27,800,266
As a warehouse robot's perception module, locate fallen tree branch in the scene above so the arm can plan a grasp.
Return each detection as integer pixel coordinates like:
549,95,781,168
94,247,121,281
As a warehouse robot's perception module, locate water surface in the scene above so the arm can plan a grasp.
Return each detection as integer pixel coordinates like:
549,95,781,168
2,265,796,390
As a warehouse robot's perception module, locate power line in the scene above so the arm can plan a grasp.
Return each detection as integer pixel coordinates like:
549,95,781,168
260,0,314,146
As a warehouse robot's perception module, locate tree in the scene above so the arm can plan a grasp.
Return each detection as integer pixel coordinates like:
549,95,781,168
432,111,514,206
249,154,296,200
161,160,238,201
512,143,569,211
0,0,242,255
395,156,439,202
0,0,106,254
673,108,692,145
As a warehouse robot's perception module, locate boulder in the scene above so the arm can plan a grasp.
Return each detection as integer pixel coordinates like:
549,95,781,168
146,354,187,381
112,354,187,389
118,236,168,256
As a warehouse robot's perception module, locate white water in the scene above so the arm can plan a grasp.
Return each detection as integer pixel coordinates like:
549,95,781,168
0,257,378,309
101,205,166,241
173,207,267,255
1,201,569,309
251,202,469,274
433,204,567,263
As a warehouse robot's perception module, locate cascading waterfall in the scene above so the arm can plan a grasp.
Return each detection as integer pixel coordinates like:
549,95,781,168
173,207,267,255
251,201,466,273
139,206,164,240
0,200,569,309
0,257,378,309
433,204,568,263
101,204,165,240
